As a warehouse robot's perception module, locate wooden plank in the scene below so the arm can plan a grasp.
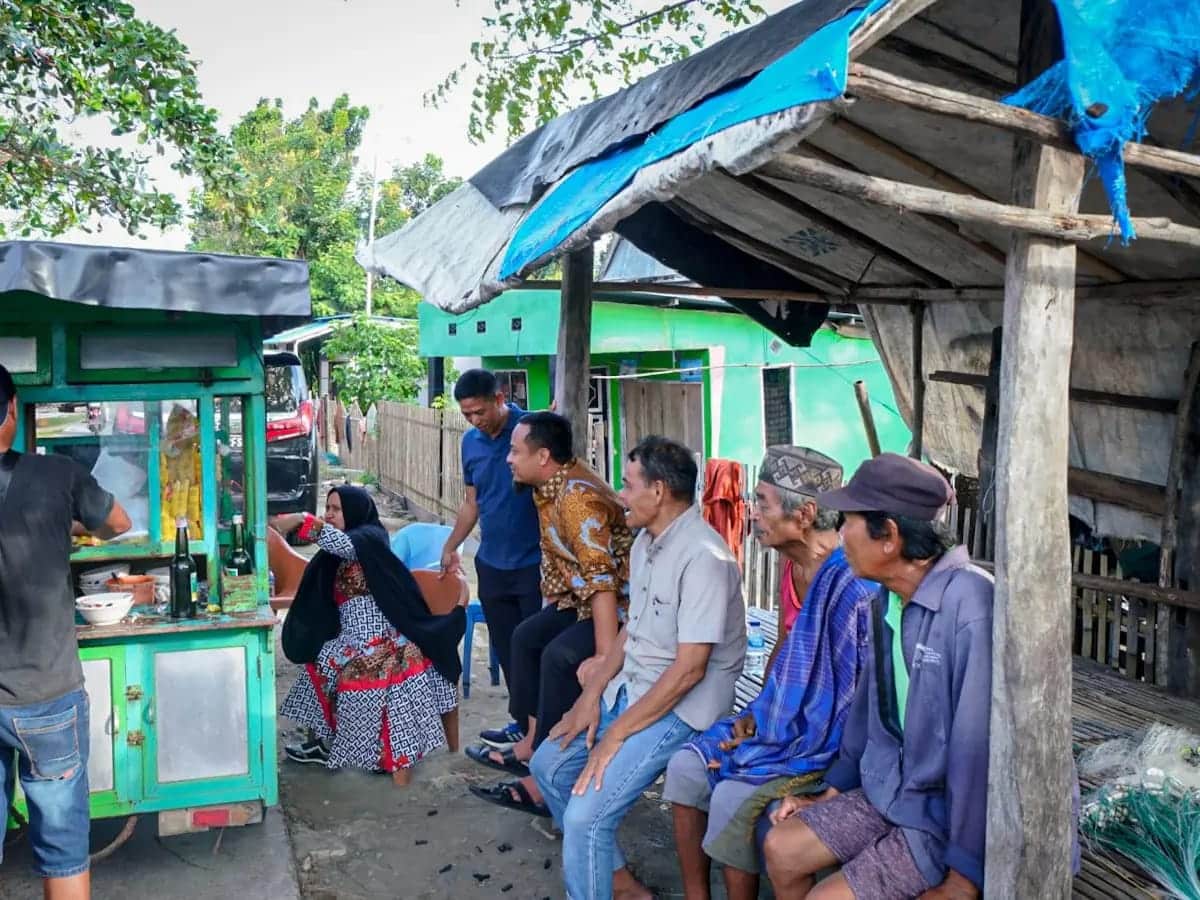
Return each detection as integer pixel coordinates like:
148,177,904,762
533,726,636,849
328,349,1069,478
985,40,1083,887
821,117,1127,283
1161,344,1200,583
910,302,926,459
1067,468,1165,517
848,0,940,57
976,327,1003,563
761,151,1200,249
556,246,595,460
928,370,1179,415
846,63,1200,181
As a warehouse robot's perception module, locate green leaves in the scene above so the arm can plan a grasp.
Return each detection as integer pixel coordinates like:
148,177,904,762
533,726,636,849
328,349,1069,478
427,0,767,144
0,0,235,236
324,316,425,410
189,97,459,320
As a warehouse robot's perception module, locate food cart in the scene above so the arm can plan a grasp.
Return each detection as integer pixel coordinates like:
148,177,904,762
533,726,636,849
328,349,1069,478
0,240,310,844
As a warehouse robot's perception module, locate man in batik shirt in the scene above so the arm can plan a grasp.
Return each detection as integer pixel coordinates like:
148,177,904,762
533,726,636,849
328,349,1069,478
468,411,631,817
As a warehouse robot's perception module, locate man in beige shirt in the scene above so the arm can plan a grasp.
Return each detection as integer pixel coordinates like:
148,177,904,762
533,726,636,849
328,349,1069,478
531,435,746,900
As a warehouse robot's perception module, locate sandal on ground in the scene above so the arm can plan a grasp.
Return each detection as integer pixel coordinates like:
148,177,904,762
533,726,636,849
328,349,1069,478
465,742,530,777
469,779,551,818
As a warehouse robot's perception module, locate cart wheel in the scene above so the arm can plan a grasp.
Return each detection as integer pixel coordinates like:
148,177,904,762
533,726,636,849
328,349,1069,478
90,815,138,865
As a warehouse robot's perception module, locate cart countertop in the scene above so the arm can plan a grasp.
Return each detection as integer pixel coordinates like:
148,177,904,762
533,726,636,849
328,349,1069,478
76,607,277,642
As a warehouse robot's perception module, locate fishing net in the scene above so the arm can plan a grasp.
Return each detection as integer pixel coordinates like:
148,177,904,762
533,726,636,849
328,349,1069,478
1007,0,1200,243
1080,725,1200,899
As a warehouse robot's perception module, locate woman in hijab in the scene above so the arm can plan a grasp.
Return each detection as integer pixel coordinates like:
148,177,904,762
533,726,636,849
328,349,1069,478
274,485,466,786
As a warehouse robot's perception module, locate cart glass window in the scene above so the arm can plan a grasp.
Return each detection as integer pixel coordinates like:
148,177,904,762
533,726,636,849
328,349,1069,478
35,402,153,545
214,396,246,525
79,332,238,371
0,336,37,373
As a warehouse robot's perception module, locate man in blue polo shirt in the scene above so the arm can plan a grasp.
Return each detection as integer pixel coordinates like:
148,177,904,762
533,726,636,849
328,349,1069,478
441,369,542,748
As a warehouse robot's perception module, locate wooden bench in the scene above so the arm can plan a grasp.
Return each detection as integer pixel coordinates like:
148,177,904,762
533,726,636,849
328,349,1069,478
736,608,1180,897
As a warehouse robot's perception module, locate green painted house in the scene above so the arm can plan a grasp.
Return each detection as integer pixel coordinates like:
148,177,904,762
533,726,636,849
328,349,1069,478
419,287,909,485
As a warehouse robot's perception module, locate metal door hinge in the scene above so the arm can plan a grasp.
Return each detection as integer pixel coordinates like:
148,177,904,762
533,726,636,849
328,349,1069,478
125,685,143,702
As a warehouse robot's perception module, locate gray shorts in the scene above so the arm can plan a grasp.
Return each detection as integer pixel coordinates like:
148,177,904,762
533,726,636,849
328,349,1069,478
662,748,761,866
798,789,935,899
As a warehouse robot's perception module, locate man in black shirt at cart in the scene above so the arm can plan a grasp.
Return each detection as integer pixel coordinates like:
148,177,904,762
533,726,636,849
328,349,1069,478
0,363,131,900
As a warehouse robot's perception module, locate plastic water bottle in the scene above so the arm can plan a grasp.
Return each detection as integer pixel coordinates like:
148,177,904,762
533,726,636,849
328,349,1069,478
745,619,766,679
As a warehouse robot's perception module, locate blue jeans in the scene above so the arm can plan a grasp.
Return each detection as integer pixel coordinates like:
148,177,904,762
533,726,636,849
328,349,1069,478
530,688,697,900
1,689,91,878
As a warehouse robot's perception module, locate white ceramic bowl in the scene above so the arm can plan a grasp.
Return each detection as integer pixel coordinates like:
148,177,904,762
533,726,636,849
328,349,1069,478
75,592,134,627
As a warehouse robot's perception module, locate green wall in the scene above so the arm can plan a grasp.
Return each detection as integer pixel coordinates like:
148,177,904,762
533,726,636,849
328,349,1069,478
422,291,909,480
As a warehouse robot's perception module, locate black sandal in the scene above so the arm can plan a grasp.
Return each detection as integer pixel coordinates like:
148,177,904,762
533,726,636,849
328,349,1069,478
465,742,530,777
469,779,551,818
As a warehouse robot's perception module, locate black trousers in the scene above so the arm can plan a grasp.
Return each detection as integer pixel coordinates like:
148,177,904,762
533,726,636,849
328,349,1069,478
508,603,595,750
475,559,543,693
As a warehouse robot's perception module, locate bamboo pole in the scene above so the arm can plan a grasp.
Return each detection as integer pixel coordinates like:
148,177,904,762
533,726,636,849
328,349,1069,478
853,381,882,457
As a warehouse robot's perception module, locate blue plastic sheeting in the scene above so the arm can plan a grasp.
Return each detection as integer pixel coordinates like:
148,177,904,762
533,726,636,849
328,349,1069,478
499,0,886,280
1008,0,1200,243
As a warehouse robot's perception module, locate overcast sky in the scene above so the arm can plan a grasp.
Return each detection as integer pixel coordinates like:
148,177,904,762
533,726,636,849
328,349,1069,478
59,0,787,250
62,0,510,249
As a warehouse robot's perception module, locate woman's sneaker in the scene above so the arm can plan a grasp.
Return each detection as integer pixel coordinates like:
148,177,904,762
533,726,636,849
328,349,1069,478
479,721,525,749
285,737,330,765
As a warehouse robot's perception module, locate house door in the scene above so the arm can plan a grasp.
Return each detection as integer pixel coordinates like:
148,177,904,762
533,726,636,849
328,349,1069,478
619,380,705,459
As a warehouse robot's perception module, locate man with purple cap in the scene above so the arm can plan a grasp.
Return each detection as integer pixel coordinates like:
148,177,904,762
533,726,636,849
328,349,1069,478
761,452,991,900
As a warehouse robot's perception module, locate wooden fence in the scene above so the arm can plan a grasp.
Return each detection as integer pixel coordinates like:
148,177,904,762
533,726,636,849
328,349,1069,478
329,401,1189,690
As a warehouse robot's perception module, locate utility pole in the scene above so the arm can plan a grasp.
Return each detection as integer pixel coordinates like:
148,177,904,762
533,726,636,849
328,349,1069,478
365,155,379,316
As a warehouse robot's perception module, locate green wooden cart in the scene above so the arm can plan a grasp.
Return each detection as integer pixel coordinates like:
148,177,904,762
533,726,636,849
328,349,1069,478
0,240,310,848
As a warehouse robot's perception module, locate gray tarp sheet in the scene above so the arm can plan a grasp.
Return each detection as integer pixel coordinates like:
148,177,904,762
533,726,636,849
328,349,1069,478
864,296,1199,544
0,240,312,335
469,0,861,210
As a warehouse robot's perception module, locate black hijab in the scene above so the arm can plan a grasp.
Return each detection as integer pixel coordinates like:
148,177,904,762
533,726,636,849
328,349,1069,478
281,485,465,683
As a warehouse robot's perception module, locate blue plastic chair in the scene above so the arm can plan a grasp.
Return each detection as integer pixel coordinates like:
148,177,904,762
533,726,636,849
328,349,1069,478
390,523,500,698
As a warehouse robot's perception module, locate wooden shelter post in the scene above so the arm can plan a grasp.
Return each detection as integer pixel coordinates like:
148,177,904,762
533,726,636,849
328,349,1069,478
985,139,1082,900
555,245,595,460
986,2,1080,891
910,302,926,459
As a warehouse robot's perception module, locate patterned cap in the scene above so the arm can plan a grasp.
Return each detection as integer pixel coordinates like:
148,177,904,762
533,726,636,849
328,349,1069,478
758,445,843,498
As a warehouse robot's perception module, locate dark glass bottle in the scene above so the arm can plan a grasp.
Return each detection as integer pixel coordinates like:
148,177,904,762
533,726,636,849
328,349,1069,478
169,517,196,619
224,514,253,577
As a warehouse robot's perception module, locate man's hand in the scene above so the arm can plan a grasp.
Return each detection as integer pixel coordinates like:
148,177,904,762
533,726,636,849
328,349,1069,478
572,729,624,795
717,714,756,753
767,787,839,825
917,870,978,900
439,546,462,579
576,655,607,688
549,695,602,750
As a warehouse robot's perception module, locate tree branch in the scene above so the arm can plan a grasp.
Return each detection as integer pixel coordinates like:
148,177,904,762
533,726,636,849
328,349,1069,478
492,0,699,61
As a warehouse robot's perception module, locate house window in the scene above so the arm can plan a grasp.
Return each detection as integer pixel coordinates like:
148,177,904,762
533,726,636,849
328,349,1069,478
762,367,793,448
494,369,529,408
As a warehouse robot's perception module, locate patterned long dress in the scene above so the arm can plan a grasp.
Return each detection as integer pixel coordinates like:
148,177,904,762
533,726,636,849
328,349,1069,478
279,522,458,771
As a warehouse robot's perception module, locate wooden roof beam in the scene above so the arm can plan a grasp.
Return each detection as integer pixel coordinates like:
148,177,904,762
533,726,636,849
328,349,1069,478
729,170,952,288
848,0,942,57
665,197,854,296
761,152,1200,249
823,117,1128,282
847,63,1200,182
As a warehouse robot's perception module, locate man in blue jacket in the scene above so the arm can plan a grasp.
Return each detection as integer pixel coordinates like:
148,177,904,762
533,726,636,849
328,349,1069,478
761,453,989,900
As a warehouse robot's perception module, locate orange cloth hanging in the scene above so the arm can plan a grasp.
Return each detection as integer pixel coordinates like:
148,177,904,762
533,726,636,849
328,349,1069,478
702,458,746,569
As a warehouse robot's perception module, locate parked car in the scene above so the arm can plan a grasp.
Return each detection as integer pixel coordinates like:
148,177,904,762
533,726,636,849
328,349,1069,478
226,352,320,516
